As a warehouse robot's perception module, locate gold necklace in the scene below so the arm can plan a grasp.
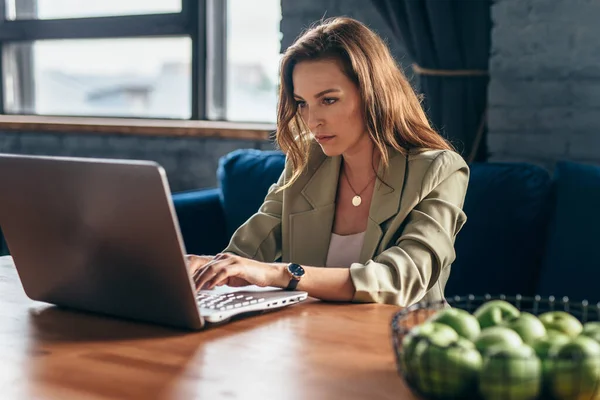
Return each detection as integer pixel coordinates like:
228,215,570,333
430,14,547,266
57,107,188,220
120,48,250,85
343,171,376,207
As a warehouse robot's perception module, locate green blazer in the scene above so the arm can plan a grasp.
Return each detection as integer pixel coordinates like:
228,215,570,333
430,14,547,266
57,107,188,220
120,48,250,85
223,143,470,306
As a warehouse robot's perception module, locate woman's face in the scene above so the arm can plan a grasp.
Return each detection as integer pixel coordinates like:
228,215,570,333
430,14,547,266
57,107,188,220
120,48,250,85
292,59,369,157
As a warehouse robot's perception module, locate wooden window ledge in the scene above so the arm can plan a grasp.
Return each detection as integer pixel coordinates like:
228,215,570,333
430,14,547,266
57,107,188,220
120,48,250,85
0,115,276,141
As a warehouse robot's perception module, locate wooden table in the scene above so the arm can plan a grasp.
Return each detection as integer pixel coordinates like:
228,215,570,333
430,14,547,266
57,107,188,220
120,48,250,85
0,256,419,400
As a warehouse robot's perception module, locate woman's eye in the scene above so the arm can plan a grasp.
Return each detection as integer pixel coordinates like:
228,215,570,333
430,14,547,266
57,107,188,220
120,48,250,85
323,98,337,105
296,101,306,109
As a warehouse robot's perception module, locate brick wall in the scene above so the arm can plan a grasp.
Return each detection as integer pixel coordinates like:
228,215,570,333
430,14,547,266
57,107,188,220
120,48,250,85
488,0,600,168
0,131,271,192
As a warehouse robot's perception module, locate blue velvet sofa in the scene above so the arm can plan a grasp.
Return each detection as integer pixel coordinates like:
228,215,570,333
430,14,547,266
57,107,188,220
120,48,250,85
174,149,600,304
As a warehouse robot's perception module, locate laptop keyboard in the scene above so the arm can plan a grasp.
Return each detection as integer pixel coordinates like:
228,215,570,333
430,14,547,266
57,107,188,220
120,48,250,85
196,292,265,311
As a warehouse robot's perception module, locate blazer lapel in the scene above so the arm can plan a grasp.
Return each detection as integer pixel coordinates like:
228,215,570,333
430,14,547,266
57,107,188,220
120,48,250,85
289,154,341,267
289,147,407,266
359,149,407,263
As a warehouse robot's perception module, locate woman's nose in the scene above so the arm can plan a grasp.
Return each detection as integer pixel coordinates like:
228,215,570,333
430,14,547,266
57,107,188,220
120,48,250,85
307,109,323,132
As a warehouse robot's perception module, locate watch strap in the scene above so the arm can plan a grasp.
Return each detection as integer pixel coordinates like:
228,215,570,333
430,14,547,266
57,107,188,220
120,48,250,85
285,277,300,291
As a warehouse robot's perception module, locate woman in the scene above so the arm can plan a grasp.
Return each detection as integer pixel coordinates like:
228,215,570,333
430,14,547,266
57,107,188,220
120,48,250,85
189,17,470,307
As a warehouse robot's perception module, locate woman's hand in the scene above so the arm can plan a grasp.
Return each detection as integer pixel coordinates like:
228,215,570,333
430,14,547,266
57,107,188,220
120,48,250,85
187,253,287,291
185,254,213,274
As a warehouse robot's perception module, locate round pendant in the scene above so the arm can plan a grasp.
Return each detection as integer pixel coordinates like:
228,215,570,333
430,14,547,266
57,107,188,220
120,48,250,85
352,195,362,207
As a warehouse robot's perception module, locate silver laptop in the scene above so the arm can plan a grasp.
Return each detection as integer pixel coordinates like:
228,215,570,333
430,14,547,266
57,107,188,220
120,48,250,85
0,153,308,330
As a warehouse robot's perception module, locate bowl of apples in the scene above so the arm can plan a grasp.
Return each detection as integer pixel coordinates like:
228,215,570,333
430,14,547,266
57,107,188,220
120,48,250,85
391,294,600,400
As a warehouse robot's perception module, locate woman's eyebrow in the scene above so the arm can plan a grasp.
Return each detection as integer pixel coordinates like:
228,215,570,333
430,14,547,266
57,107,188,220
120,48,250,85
293,88,341,100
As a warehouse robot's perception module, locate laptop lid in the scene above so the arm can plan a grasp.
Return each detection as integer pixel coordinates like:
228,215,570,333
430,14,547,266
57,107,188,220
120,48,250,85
0,153,204,330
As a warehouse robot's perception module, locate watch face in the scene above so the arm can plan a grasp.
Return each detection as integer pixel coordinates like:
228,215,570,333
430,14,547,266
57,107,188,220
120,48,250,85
288,263,305,278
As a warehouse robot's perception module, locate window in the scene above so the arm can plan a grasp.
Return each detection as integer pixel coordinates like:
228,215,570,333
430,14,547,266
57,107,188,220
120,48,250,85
226,0,281,123
0,0,282,123
5,0,182,20
4,38,191,118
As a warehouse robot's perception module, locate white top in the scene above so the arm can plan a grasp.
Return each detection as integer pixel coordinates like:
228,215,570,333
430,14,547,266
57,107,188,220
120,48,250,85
325,231,366,268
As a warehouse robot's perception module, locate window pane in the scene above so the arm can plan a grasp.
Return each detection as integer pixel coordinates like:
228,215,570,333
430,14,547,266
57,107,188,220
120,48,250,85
226,0,281,123
6,0,181,20
3,37,191,119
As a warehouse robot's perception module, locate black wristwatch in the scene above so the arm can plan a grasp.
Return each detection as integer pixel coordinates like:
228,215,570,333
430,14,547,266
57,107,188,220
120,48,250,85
285,263,305,290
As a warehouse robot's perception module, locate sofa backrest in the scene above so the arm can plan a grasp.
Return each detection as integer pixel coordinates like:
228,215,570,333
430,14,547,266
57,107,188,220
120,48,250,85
535,161,600,304
446,163,553,298
217,149,285,238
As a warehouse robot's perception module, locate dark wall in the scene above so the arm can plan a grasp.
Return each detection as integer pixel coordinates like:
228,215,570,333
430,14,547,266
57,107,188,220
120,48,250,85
0,131,272,192
488,0,600,168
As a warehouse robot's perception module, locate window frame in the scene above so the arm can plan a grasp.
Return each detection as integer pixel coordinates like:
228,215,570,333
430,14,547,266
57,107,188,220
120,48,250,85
0,0,230,121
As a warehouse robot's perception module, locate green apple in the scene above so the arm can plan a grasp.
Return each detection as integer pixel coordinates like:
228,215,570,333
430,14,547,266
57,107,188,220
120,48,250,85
532,331,571,396
427,308,481,341
479,343,542,400
400,322,459,381
533,330,571,359
474,326,524,355
548,336,600,400
474,300,521,330
503,312,547,345
413,336,482,398
581,321,600,344
539,311,583,338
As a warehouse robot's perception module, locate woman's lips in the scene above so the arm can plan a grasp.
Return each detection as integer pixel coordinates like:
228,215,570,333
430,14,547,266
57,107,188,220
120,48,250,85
315,135,335,143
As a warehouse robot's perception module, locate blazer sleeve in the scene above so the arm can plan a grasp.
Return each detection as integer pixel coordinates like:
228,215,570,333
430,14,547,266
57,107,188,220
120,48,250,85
220,161,288,262
349,151,470,306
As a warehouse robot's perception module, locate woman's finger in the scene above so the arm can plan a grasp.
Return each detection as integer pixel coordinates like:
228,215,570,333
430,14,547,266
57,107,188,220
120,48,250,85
194,264,217,290
194,258,233,290
192,257,221,283
204,268,231,290
192,263,207,283
187,256,215,281
213,262,243,288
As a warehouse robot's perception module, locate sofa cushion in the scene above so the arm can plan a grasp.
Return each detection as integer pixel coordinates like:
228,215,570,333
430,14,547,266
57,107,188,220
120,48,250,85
172,188,228,255
537,161,600,303
446,162,553,298
217,149,285,237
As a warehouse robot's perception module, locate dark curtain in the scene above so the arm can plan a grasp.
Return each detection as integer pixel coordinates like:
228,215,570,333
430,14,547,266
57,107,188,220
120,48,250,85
372,0,492,162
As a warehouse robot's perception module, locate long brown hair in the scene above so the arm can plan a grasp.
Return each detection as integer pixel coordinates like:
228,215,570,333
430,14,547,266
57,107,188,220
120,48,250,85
276,17,454,187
